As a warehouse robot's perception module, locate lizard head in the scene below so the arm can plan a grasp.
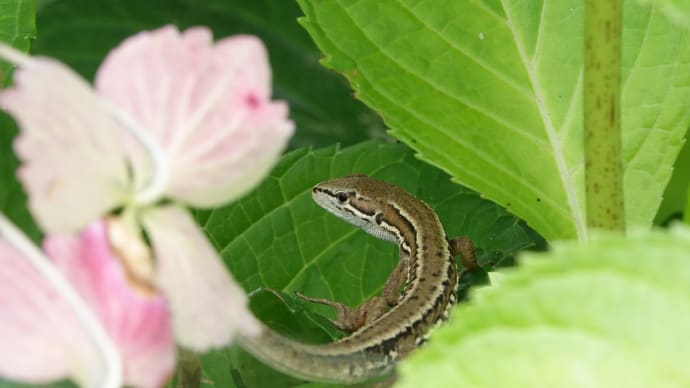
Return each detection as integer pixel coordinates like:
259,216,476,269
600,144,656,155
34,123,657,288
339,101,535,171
311,174,401,243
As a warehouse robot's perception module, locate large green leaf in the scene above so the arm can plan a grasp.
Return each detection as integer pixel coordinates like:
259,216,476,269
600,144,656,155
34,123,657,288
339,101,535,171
30,0,385,148
397,224,690,388
196,141,541,386
298,0,690,241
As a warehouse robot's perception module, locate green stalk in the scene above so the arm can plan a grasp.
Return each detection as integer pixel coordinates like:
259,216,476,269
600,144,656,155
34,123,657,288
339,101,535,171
583,0,625,233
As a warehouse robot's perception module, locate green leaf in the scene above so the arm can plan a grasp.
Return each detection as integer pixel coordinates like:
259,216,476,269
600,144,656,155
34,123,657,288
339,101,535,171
248,288,344,342
397,225,690,388
31,0,385,148
0,0,35,84
656,135,690,224
0,0,39,242
640,0,690,26
0,113,40,243
297,0,690,241
197,141,541,386
198,289,347,388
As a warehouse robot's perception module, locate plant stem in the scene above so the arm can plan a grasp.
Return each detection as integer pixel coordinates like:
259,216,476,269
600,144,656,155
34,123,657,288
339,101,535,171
583,0,625,233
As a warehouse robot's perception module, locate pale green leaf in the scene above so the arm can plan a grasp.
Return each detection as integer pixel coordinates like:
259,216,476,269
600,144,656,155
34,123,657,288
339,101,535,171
197,141,541,386
298,0,690,241
398,225,690,388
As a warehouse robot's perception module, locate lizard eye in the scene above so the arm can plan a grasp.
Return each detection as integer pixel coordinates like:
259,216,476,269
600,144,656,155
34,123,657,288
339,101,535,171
336,192,349,203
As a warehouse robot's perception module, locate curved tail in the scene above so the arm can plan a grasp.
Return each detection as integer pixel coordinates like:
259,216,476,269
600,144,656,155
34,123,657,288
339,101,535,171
237,323,395,385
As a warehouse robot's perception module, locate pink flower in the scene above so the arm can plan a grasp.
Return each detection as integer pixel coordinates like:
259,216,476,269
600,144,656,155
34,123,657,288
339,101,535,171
96,27,292,208
0,24,291,367
0,26,293,233
0,216,174,387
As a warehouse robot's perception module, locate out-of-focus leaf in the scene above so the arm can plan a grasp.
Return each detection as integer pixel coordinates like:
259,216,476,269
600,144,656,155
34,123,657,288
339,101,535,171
639,0,690,26
0,0,35,84
398,225,690,388
0,0,39,242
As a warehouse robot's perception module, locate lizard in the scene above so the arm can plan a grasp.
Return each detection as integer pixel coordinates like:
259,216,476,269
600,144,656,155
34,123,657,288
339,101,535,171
238,174,477,384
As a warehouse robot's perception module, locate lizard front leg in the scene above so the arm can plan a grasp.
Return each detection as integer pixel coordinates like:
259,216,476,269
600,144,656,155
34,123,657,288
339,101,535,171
295,249,410,333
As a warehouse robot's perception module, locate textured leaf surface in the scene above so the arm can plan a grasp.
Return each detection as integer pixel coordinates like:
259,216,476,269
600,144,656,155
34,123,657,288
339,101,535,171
29,0,385,149
398,225,690,388
196,141,541,386
298,0,690,241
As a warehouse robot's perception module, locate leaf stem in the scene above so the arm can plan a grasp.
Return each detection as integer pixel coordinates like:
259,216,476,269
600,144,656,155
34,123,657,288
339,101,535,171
583,0,625,233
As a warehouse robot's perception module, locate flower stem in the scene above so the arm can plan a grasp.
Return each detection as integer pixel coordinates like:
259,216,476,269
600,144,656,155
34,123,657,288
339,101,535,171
583,0,625,233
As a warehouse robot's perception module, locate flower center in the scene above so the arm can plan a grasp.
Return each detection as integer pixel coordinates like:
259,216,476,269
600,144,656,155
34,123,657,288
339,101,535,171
106,216,157,297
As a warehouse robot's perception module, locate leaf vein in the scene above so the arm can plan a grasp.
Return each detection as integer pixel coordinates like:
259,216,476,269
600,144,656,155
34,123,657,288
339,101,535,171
500,0,586,240
337,1,546,148
394,0,533,98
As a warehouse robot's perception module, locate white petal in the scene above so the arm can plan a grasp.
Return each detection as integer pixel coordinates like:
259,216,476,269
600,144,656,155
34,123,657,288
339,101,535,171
0,45,130,234
140,205,260,350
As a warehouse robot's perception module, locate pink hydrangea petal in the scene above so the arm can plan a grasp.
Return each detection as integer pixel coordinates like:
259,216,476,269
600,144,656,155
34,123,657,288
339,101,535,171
44,221,175,388
140,205,260,350
0,236,106,386
168,99,293,204
96,26,293,207
0,45,130,234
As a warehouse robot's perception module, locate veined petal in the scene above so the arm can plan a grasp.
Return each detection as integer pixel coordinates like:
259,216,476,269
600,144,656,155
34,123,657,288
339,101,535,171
140,205,260,350
95,26,293,207
0,45,130,234
45,221,175,388
0,216,117,387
